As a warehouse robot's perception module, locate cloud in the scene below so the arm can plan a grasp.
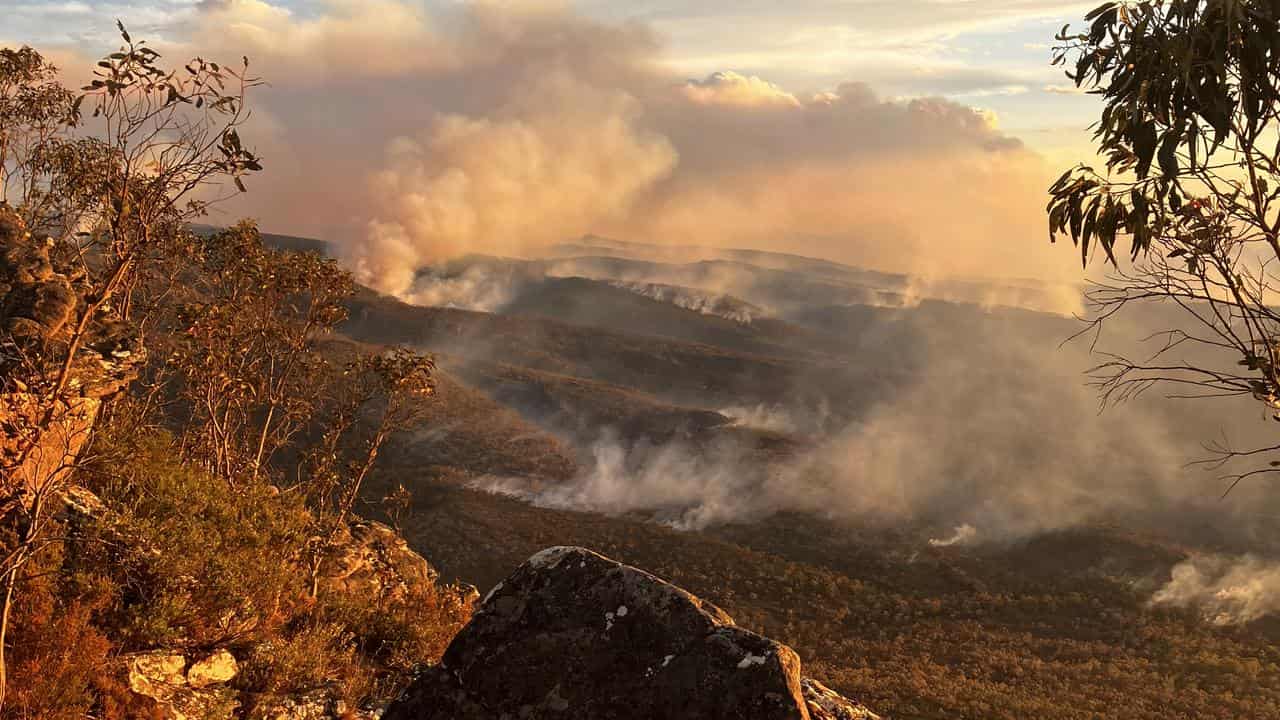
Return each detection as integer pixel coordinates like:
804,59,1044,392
681,71,800,107
1044,84,1086,95
1,1,202,46
620,83,1068,284
189,0,454,80
583,0,1096,91
18,1,1081,296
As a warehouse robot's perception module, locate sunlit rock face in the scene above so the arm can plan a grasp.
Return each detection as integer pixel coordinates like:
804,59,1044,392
125,650,239,720
316,519,443,601
385,546,879,720
0,207,144,496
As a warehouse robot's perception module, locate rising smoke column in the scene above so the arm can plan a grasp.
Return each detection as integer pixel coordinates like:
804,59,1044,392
165,0,1076,302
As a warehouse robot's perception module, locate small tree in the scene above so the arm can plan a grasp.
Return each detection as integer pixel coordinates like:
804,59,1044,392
1048,1,1280,486
162,222,353,483
304,348,436,598
0,27,261,709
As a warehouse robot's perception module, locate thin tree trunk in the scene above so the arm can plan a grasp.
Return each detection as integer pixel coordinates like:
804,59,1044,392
251,403,277,483
0,553,17,712
0,490,42,715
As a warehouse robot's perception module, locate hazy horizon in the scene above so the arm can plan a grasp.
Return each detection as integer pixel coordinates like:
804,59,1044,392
3,0,1106,299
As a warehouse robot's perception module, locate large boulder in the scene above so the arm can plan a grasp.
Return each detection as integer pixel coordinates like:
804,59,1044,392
384,546,879,720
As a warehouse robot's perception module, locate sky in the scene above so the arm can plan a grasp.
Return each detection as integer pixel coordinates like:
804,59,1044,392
0,0,1106,292
579,0,1101,161
1,0,1102,158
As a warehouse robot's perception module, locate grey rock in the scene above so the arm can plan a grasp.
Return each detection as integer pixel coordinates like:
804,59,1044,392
386,546,876,720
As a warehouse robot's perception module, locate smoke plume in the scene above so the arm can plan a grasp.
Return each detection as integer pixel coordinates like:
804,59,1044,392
929,524,979,548
471,432,766,531
1152,555,1280,626
108,0,1080,299
470,300,1279,551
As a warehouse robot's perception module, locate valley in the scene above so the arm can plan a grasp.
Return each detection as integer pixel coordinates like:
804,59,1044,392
302,234,1280,719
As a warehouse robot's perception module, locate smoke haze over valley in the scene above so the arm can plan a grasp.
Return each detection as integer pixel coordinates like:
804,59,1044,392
319,232,1280,630
438,240,1275,546
10,3,1280,717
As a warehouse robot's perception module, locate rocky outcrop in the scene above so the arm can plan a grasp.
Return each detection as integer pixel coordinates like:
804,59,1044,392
126,650,382,720
0,206,143,495
0,209,76,345
111,512,444,720
188,649,240,689
316,519,441,601
802,678,881,720
1,391,99,493
126,650,240,720
384,546,879,720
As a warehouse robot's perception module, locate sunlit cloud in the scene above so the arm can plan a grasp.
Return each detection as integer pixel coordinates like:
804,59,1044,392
3,0,1098,292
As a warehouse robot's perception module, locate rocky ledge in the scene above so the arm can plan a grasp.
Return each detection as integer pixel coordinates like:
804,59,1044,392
385,546,879,720
1,207,144,494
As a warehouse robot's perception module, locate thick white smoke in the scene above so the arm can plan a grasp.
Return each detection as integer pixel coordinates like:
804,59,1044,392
124,0,1080,301
469,301,1276,554
401,265,526,312
1152,555,1280,626
470,433,765,531
355,77,677,297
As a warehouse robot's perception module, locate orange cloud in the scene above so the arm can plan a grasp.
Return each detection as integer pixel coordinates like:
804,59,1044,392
46,0,1075,301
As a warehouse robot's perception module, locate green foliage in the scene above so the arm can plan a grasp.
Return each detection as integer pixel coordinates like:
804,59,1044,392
155,221,354,481
1,31,463,720
77,428,312,649
1048,0,1280,264
1045,1,1280,478
237,621,366,699
304,347,436,522
235,582,472,706
61,422,473,710
316,583,473,679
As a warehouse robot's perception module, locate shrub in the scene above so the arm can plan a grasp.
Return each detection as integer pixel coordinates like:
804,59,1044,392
70,426,472,709
78,429,313,650
1,538,151,720
237,620,368,699
316,583,475,695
